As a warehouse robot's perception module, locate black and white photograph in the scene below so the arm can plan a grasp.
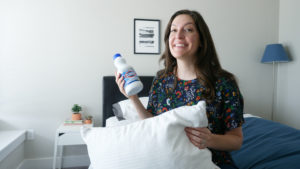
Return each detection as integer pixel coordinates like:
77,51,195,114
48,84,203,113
134,19,160,54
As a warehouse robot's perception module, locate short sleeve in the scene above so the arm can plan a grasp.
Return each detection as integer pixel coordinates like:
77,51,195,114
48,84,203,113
146,75,160,116
218,79,244,130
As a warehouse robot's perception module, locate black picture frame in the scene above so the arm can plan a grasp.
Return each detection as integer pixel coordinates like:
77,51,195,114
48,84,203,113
134,19,160,54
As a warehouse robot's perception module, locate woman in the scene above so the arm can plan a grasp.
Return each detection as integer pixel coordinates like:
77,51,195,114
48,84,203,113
116,9,244,169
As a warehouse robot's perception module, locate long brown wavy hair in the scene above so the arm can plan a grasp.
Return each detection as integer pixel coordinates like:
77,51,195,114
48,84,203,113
159,9,237,102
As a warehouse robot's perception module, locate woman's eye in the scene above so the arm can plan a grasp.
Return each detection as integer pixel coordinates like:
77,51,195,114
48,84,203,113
184,28,193,32
170,29,177,32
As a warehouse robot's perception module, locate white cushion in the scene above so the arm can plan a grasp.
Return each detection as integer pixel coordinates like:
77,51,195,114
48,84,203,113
105,116,135,127
112,97,148,121
81,101,219,169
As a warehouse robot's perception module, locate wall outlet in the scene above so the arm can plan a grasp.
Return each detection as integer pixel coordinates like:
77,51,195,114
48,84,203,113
26,129,35,140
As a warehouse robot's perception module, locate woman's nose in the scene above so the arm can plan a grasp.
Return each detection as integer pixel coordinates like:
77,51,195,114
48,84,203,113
175,29,184,39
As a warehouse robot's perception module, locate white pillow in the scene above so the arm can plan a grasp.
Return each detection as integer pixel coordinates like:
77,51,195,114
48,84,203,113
112,96,148,121
81,101,219,169
105,116,136,127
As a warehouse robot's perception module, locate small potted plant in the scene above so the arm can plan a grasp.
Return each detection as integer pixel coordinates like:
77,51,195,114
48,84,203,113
84,115,93,124
71,104,82,120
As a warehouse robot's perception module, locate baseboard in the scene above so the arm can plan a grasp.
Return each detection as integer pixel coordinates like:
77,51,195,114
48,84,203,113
17,154,90,169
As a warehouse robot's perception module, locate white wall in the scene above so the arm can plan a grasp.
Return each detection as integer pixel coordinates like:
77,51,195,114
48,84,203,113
277,0,300,129
0,0,279,162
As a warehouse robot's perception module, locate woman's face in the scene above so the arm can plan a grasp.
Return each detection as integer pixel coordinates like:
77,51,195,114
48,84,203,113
169,14,200,61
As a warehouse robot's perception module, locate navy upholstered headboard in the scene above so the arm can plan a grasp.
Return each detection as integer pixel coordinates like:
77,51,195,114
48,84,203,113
102,76,154,127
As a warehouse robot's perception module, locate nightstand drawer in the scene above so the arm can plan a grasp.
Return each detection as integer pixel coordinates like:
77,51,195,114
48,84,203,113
57,132,84,145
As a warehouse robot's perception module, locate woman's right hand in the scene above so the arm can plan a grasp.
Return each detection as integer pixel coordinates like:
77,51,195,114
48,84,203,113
115,72,153,119
115,72,129,98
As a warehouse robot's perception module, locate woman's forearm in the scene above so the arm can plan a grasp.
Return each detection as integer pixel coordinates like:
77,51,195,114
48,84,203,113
129,95,153,119
207,127,243,151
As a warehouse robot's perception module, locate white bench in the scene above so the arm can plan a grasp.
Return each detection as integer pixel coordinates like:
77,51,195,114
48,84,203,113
0,130,26,163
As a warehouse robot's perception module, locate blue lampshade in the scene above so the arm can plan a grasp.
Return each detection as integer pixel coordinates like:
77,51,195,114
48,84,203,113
261,44,290,63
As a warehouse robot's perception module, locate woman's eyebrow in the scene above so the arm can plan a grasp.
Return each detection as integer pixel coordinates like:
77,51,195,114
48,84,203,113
171,22,194,27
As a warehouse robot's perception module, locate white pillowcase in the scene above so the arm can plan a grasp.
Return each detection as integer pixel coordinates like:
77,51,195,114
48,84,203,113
81,101,219,169
105,116,135,127
112,96,148,121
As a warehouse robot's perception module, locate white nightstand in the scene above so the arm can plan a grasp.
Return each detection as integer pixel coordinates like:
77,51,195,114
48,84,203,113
52,123,93,169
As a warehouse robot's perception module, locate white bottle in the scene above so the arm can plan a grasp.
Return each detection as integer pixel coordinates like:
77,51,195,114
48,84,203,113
113,53,143,96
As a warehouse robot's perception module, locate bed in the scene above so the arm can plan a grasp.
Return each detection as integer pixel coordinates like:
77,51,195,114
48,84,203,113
100,76,300,169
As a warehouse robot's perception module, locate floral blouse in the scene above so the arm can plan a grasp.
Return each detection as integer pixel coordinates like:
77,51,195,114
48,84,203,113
146,72,244,165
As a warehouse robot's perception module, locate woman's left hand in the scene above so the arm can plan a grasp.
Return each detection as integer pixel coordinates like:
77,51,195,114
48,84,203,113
185,127,212,149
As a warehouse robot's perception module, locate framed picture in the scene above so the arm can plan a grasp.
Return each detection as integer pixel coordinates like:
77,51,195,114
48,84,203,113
134,19,160,54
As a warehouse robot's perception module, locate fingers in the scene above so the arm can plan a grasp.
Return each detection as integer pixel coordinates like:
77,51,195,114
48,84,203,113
117,75,124,87
115,72,122,83
114,72,128,97
186,131,207,149
185,127,209,149
115,72,123,86
189,137,207,149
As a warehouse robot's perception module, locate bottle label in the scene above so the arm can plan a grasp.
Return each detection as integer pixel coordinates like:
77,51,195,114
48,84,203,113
122,69,139,87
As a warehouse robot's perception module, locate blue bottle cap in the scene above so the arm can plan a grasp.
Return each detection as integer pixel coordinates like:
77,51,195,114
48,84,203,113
113,53,121,60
